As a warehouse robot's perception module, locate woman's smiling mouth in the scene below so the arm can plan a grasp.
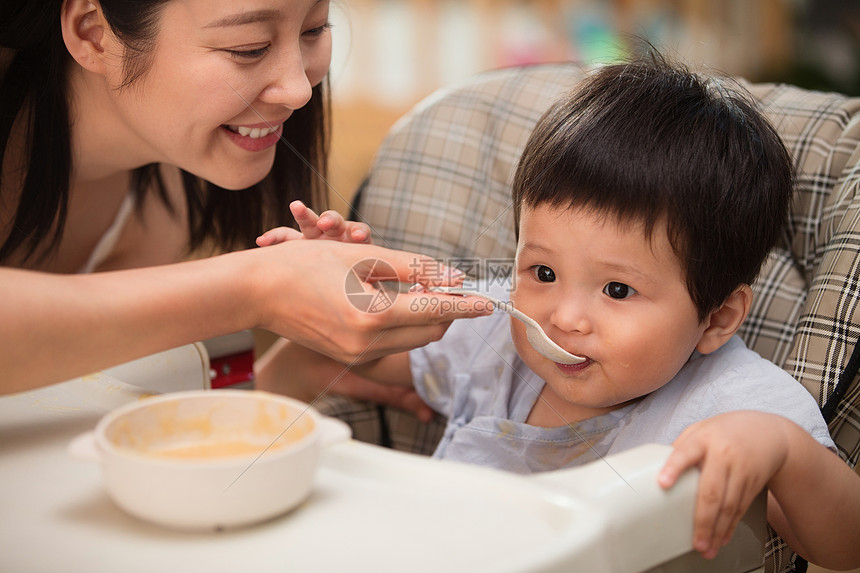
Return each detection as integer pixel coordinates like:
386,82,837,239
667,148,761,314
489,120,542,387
222,122,283,151
224,123,281,139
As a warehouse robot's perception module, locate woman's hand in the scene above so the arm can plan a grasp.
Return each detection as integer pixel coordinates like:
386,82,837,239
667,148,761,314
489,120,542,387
252,203,460,417
256,201,372,246
244,239,491,364
657,411,789,559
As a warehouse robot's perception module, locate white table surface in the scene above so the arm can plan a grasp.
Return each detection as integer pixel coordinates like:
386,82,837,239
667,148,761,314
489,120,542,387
0,374,629,573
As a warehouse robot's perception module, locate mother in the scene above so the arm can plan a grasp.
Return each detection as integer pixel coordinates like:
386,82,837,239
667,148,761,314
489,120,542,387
0,0,483,394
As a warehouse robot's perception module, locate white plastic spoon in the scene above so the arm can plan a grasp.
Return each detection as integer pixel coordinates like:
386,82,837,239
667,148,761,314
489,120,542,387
430,287,586,365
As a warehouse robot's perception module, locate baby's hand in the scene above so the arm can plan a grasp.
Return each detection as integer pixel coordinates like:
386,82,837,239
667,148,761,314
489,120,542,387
256,200,372,247
657,411,789,559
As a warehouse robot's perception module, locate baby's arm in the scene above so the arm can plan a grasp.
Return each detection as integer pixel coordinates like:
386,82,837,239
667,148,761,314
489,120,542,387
754,418,860,568
256,201,371,245
257,339,433,421
658,411,860,569
350,352,414,386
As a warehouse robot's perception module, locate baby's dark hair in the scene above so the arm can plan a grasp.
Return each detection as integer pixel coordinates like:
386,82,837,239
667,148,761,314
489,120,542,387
512,52,793,321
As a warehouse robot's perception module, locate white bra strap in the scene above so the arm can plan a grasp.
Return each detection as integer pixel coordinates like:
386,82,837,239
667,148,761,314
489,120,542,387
78,192,136,274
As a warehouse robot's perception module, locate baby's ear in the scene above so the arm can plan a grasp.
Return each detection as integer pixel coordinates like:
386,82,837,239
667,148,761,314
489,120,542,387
695,285,752,355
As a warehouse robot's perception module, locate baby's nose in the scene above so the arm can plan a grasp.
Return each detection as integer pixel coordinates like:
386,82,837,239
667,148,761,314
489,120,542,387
550,296,592,335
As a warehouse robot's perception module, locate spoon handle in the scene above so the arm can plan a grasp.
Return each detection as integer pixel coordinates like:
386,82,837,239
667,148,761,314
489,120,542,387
428,287,537,327
429,286,586,365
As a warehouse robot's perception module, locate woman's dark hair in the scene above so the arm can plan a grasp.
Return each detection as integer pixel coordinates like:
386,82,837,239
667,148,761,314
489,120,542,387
0,0,327,265
512,50,794,320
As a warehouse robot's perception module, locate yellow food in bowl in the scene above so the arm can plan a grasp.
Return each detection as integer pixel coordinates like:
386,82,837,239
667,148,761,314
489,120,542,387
104,393,315,460
146,440,284,459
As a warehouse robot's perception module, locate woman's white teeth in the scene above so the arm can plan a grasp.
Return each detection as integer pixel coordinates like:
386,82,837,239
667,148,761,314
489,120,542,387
232,125,278,138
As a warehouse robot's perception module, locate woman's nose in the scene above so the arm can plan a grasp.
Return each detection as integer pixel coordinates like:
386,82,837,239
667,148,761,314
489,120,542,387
259,49,313,110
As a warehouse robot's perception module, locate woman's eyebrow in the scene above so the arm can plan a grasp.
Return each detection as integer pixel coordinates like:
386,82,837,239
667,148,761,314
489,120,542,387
204,9,281,28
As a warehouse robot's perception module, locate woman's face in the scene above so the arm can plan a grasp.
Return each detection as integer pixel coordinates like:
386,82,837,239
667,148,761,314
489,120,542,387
102,0,331,189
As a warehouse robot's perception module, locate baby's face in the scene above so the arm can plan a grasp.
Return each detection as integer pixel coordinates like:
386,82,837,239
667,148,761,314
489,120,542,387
511,204,708,422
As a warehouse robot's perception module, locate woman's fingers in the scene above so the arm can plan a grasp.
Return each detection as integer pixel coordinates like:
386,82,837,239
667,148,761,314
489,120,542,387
360,251,465,289
254,241,491,363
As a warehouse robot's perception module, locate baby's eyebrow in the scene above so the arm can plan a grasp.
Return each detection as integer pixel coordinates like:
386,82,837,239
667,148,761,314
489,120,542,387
518,241,553,256
598,261,659,286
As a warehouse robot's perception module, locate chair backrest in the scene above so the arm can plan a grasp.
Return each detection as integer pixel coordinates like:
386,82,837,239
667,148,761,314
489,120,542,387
355,63,860,573
741,82,860,444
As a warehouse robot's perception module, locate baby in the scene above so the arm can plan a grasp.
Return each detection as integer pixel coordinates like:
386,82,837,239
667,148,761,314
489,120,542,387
263,53,860,568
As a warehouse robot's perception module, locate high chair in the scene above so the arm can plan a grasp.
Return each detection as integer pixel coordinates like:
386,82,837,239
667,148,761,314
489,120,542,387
320,63,860,572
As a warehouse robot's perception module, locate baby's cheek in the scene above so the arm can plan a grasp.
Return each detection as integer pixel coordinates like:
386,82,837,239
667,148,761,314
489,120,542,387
603,323,660,367
602,337,634,370
509,320,536,363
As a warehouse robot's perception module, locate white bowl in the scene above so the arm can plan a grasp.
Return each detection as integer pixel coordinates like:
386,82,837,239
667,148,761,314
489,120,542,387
70,390,351,531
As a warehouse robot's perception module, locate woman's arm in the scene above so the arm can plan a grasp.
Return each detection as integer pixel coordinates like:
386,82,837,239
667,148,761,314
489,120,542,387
0,257,248,394
0,240,488,394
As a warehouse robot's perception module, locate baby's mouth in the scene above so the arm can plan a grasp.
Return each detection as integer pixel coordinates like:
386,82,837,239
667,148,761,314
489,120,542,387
223,124,281,139
555,356,591,372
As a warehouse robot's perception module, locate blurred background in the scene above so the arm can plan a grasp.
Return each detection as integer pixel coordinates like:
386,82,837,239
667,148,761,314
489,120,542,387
323,0,859,213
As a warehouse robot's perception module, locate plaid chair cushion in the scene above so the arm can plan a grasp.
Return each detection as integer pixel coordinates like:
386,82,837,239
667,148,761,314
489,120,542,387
742,81,860,573
743,82,860,464
327,63,860,573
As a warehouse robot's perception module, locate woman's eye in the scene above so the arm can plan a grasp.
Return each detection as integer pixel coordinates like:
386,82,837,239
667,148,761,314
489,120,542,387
603,282,636,300
226,45,270,60
533,265,556,283
303,22,332,38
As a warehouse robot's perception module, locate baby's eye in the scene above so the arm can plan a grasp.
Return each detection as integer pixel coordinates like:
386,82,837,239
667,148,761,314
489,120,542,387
533,265,556,283
603,282,636,299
